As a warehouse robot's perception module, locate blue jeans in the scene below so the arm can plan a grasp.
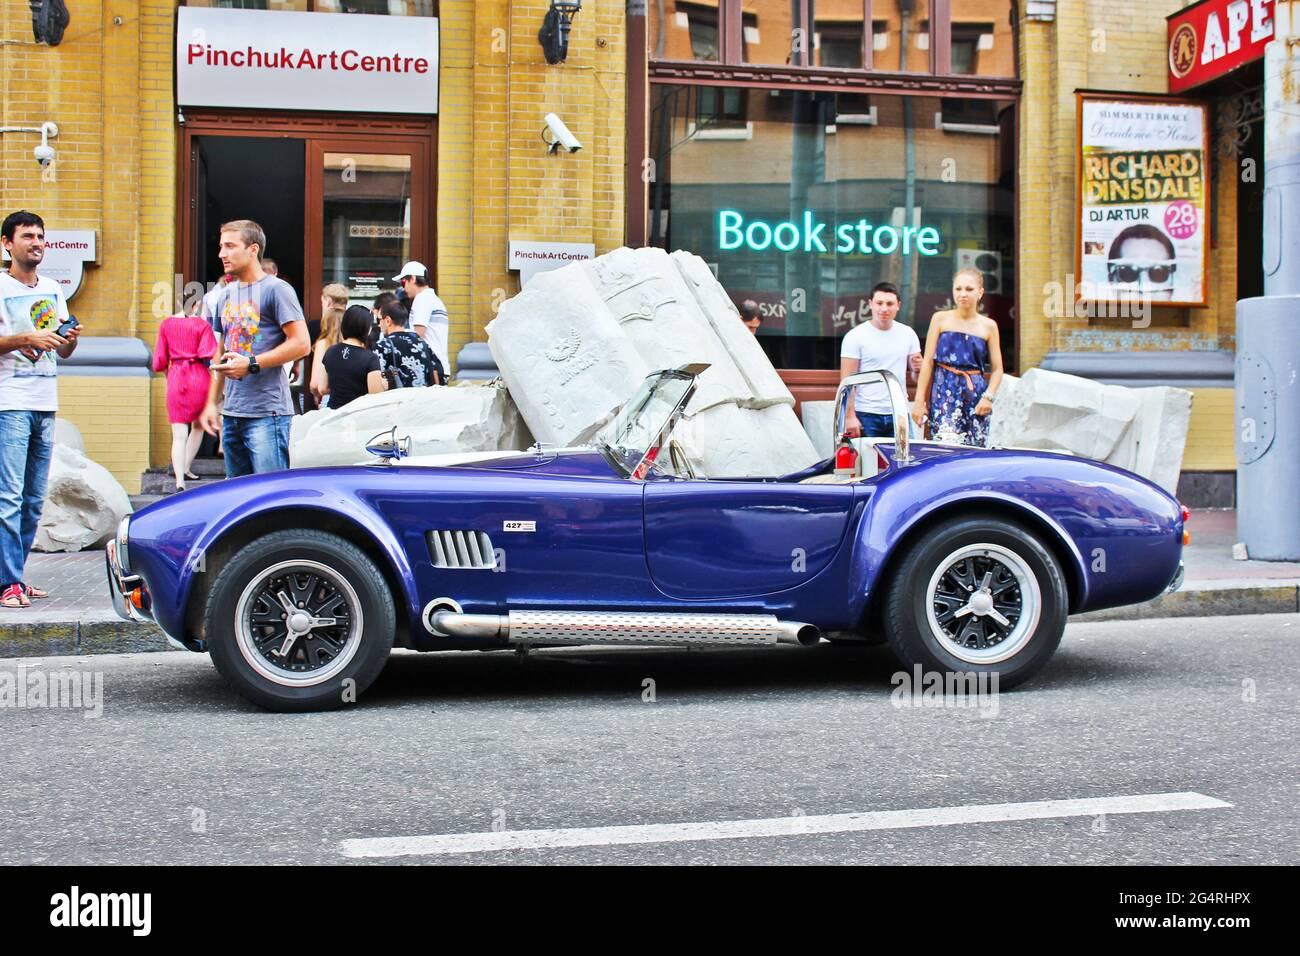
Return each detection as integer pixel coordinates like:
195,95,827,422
855,412,918,440
0,410,55,586
222,414,292,478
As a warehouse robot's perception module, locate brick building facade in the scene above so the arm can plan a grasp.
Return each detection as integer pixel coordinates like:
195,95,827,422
0,0,628,492
1,0,1251,496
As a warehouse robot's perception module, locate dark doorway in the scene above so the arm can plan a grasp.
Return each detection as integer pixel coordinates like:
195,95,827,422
194,136,306,304
1235,102,1264,302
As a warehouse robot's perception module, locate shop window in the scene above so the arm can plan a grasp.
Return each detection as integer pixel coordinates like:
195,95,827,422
186,0,436,12
186,1,310,9
316,1,437,13
647,84,1018,370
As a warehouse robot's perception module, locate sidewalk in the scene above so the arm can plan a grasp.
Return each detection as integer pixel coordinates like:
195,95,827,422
2,510,1297,657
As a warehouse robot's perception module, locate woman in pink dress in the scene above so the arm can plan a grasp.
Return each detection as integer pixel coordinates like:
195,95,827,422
153,313,218,491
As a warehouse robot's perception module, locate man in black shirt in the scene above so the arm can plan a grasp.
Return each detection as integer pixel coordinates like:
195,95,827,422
375,302,443,388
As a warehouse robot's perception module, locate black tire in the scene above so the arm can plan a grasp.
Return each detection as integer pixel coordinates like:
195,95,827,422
883,515,1068,689
204,529,395,711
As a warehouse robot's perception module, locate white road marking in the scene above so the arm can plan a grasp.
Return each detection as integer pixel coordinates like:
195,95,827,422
340,791,1231,859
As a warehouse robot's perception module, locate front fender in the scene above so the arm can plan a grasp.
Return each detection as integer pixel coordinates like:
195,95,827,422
127,476,419,647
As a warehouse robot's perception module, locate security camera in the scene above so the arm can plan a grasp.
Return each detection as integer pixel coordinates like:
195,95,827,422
34,144,55,167
543,113,582,153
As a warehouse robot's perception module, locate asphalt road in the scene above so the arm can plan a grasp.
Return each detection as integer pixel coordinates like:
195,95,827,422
0,613,1295,865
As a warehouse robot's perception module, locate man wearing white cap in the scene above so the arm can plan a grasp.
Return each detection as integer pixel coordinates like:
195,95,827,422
393,261,450,381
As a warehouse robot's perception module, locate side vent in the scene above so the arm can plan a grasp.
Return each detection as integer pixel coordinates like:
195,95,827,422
427,530,498,570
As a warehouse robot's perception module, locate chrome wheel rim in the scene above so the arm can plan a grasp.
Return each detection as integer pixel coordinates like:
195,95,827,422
925,544,1040,665
234,560,363,687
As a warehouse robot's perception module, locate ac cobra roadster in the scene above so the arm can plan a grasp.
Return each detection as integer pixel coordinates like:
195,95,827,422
108,366,1185,711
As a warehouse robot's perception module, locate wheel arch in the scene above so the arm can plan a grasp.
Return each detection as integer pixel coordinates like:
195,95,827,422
184,506,414,651
862,496,1088,631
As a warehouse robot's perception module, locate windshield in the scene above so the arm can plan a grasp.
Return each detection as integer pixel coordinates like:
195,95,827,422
596,371,695,478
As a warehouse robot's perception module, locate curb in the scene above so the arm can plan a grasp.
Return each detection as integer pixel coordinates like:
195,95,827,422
1,618,172,658
3,584,1298,659
1070,582,1300,623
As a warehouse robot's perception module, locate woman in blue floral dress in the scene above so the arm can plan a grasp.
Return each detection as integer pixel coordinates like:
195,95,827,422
912,268,1005,447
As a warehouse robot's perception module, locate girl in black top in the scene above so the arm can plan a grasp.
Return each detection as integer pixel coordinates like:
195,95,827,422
318,305,386,410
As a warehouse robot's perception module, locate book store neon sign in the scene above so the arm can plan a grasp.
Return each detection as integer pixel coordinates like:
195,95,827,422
718,210,941,256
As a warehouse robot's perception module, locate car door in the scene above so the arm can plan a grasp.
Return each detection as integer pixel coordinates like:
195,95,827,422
643,478,857,600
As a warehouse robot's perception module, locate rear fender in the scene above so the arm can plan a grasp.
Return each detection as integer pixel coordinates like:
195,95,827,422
850,487,1091,618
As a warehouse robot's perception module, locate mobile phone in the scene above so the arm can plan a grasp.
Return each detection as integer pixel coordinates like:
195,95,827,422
56,316,80,338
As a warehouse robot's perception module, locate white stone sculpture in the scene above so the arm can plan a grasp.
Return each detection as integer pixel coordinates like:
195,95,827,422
488,246,817,477
289,381,533,469
986,368,1191,493
54,417,86,454
35,443,133,553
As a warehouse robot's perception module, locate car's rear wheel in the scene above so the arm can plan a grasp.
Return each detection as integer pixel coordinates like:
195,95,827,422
883,516,1067,689
204,530,395,711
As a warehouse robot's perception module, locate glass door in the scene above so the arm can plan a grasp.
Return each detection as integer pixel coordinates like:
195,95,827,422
306,138,431,309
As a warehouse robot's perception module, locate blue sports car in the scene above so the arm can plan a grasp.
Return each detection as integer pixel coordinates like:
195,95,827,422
107,367,1185,711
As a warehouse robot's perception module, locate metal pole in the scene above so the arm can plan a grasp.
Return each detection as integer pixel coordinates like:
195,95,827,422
1236,0,1300,559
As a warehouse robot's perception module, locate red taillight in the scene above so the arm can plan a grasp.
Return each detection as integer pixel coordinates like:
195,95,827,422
1180,505,1190,523
1179,504,1190,544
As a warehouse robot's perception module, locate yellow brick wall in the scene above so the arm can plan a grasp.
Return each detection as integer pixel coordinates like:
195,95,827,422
1018,0,1239,471
1,0,176,479
440,0,627,366
1017,0,1240,361
57,377,151,493
1183,388,1237,472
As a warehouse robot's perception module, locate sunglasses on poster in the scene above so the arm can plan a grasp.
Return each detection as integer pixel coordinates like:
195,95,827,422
1107,260,1177,284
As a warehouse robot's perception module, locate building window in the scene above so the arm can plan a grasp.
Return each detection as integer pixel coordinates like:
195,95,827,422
951,23,990,75
698,87,748,125
816,21,865,69
939,97,1001,131
684,4,722,61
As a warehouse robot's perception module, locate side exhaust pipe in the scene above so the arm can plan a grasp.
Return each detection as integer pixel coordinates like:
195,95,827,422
429,608,820,648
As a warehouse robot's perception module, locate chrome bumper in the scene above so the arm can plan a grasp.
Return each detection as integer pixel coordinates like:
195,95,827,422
1166,560,1185,593
105,539,153,624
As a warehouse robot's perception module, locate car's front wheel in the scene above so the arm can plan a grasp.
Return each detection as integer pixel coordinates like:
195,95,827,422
203,530,395,711
883,515,1068,689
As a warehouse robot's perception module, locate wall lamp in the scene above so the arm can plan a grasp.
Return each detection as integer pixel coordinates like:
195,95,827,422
538,0,581,65
0,121,59,167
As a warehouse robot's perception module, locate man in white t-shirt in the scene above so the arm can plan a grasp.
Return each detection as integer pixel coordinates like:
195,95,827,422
393,261,450,381
839,282,921,439
0,211,81,608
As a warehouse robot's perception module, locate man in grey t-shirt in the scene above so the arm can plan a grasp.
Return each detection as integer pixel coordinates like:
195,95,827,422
199,220,310,477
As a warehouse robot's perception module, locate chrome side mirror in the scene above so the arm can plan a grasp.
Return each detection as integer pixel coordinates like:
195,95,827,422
366,427,411,465
833,370,912,465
